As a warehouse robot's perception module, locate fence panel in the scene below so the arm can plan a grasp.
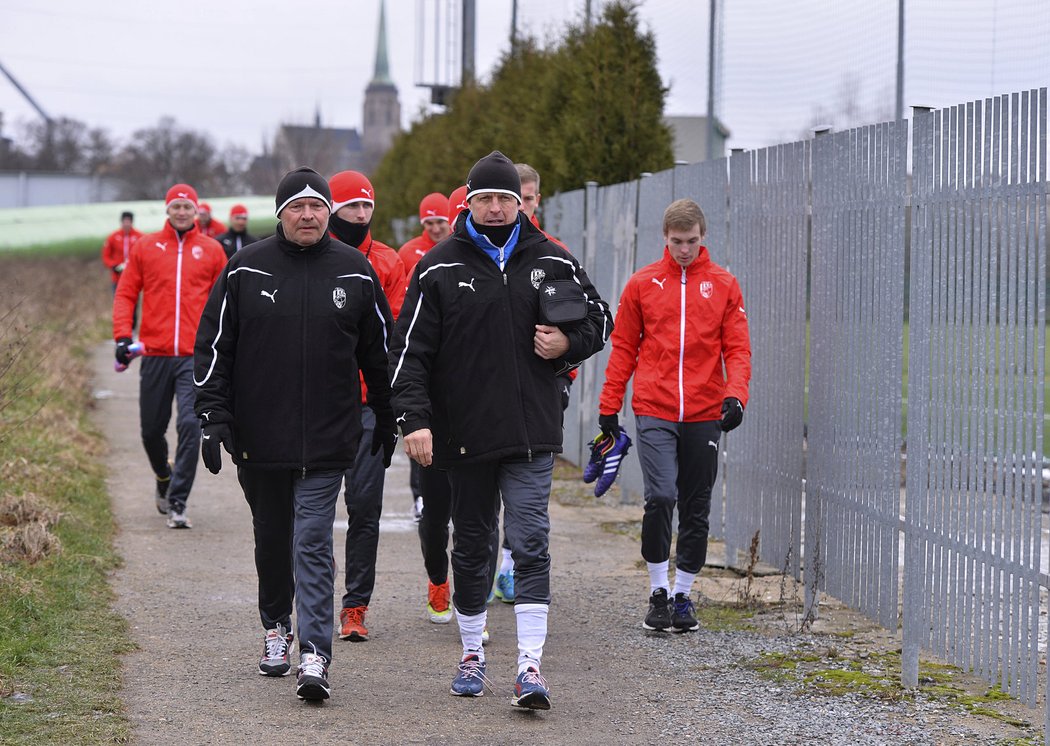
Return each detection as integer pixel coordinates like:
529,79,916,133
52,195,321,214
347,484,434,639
807,121,908,628
903,89,1047,708
576,179,642,500
635,170,675,271
725,144,808,573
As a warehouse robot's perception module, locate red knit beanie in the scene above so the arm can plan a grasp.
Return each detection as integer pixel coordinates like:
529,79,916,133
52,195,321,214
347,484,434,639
329,171,375,213
230,204,248,218
165,184,199,208
447,185,468,226
419,193,449,224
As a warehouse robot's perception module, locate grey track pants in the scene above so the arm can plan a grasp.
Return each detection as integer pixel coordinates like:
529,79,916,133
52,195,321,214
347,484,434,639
139,355,199,511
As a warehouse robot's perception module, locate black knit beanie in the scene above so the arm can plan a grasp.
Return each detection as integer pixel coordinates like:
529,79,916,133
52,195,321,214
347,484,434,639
275,167,333,216
465,151,521,204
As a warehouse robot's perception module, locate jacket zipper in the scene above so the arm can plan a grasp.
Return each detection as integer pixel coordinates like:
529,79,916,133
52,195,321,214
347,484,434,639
502,266,533,459
678,267,687,422
174,236,184,355
301,259,309,477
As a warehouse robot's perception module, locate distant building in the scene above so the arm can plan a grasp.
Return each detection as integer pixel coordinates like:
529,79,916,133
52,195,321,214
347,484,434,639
664,115,730,163
253,0,400,186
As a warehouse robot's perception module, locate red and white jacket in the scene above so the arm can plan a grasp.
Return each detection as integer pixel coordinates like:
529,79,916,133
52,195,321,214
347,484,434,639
600,247,751,422
397,232,436,277
101,227,143,283
356,231,406,403
113,222,226,356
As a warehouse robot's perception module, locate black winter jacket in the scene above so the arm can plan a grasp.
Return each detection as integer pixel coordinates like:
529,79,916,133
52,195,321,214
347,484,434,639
193,226,393,471
389,215,612,467
216,229,259,260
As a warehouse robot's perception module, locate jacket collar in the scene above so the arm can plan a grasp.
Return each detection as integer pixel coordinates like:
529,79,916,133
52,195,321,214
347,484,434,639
162,220,201,242
661,246,711,274
276,223,331,254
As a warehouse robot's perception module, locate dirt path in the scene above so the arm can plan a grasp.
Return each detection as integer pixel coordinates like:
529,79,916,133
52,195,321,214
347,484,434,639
92,343,1037,745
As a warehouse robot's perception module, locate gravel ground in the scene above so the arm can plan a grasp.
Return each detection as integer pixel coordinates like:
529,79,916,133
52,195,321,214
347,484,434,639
92,343,1041,745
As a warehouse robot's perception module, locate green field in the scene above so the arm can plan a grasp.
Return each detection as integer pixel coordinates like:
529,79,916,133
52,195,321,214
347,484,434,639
0,196,276,253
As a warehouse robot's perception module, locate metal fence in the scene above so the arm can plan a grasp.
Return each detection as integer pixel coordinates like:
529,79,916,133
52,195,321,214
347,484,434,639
543,87,1048,729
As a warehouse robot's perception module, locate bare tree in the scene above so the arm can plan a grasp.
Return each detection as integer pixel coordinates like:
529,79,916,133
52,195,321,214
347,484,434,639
113,117,221,199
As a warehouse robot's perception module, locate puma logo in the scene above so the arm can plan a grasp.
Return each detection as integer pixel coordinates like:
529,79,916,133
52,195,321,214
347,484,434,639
155,242,167,252
708,440,718,450
396,413,407,425
201,412,211,421
202,434,212,440
651,277,666,290
415,249,426,257
261,289,278,303
458,278,476,292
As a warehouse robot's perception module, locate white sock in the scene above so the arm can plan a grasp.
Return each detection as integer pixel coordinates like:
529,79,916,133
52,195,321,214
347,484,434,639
514,603,548,673
500,547,515,574
647,560,670,595
457,610,487,661
673,569,697,598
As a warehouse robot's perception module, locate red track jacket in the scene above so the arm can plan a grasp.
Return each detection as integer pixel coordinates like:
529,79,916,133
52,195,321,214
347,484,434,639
600,247,751,422
113,222,226,356
101,227,143,284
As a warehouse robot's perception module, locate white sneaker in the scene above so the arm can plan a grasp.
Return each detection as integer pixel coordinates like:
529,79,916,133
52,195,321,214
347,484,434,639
259,624,293,676
413,496,424,523
166,508,192,529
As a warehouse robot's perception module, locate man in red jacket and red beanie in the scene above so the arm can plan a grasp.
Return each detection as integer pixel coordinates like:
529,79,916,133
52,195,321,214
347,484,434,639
112,183,226,528
326,170,406,643
398,192,451,277
598,198,751,633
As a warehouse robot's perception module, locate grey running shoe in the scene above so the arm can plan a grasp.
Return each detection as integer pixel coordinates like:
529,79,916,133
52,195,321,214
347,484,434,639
258,624,293,676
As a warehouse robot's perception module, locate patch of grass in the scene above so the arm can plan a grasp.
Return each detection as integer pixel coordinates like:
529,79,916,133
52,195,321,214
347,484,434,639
0,255,134,744
695,603,756,632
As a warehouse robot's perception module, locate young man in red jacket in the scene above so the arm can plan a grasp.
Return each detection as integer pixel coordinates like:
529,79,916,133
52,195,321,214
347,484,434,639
597,198,751,633
326,170,405,643
398,192,451,278
196,202,226,238
101,211,142,292
113,184,226,528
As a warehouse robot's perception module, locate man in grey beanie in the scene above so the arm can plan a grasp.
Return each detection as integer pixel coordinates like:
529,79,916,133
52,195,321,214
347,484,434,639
390,151,613,710
193,166,396,703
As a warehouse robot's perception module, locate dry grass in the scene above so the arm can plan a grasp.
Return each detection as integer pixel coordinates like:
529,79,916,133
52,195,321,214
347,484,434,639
0,492,62,564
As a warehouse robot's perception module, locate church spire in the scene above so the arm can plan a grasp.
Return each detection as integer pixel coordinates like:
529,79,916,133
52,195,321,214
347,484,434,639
372,0,393,86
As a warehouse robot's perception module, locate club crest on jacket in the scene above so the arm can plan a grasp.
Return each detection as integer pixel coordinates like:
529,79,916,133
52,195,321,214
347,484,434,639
333,287,346,309
700,280,714,299
531,268,546,289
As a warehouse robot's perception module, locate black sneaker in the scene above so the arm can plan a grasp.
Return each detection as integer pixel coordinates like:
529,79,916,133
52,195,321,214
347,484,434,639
672,592,700,632
642,588,671,631
296,646,331,701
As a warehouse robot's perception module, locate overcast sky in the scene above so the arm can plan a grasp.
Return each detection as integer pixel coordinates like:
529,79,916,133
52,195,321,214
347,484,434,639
1,0,1048,158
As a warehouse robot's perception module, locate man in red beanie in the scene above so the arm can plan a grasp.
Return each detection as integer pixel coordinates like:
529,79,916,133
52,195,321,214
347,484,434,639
112,183,226,529
326,170,406,644
197,201,226,238
101,211,142,293
216,204,259,260
398,192,451,277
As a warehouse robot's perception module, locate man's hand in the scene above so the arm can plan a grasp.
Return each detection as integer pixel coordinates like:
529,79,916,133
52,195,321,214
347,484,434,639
201,422,234,474
370,410,398,469
114,337,134,366
403,428,433,467
598,412,619,439
114,263,125,274
534,324,570,360
720,397,744,432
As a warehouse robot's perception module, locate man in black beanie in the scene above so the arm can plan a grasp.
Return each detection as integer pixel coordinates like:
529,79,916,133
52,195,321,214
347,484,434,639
193,166,396,703
390,150,614,710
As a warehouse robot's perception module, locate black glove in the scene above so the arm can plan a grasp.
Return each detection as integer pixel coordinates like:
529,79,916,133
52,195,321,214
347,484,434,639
598,413,619,439
201,422,234,475
370,411,398,469
115,337,134,366
720,397,744,432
